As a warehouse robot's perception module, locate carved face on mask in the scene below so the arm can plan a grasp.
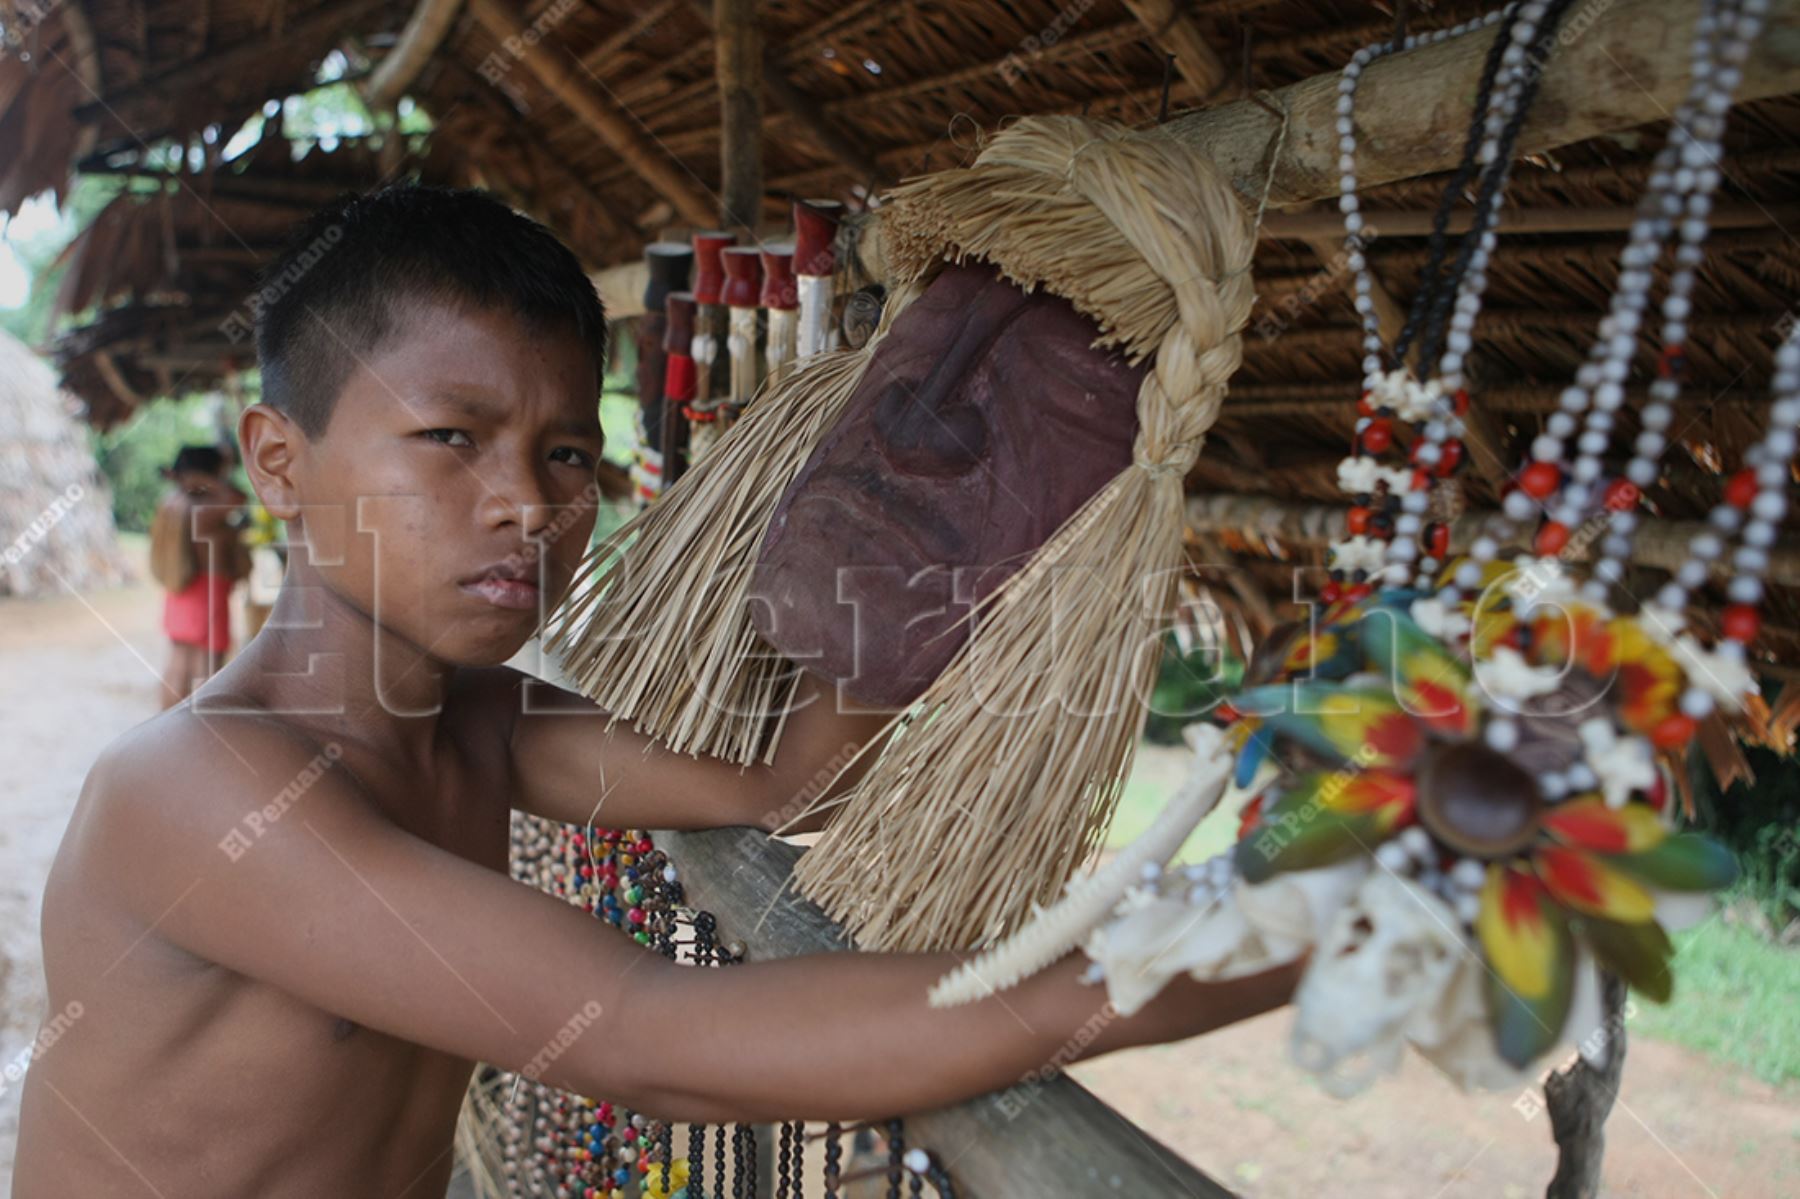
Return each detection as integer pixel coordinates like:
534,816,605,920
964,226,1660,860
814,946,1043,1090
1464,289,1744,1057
750,261,1149,707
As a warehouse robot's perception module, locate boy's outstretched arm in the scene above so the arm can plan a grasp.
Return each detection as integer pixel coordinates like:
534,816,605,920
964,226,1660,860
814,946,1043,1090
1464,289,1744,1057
94,717,1300,1125
498,667,891,834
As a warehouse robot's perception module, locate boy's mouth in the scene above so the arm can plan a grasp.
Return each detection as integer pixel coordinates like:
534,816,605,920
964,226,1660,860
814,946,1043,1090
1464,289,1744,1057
459,561,541,612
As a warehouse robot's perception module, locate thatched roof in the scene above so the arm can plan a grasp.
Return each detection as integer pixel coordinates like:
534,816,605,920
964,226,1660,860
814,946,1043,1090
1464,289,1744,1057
0,327,131,597
3,0,1799,670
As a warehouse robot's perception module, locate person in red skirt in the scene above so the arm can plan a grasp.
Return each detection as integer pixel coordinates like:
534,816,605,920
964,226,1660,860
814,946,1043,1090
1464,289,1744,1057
148,444,247,707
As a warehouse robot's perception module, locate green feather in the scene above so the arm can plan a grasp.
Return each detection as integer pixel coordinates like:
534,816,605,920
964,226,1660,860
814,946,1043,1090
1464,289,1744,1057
1610,832,1739,892
1580,916,1675,1004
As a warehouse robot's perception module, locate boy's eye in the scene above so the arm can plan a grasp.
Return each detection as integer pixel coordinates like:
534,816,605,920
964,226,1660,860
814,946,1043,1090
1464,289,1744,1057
550,446,597,469
419,428,474,448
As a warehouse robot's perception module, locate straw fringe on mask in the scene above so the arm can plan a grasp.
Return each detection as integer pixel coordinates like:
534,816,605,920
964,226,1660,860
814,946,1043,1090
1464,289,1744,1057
547,347,873,763
789,116,1256,951
546,279,931,764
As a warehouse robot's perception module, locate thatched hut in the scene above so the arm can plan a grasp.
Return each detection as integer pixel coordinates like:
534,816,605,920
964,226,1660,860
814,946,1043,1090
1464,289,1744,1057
3,0,1797,668
0,326,131,598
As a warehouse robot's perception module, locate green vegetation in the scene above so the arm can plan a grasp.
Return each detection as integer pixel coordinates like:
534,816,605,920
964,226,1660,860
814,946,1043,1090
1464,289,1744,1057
1636,913,1800,1088
91,393,237,533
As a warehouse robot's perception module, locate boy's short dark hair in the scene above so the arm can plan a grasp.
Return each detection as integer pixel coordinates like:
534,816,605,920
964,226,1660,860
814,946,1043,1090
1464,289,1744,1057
254,184,608,438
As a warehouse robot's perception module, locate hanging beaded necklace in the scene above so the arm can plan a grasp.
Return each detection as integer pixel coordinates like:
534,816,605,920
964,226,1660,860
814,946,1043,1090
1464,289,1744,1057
1204,0,1783,1072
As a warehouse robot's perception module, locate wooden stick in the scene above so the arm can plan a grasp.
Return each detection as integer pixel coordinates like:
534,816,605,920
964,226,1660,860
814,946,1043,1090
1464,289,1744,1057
760,243,799,386
793,199,844,361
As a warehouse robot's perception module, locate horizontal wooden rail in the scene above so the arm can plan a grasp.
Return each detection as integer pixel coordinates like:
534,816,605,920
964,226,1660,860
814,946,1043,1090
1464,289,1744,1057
655,827,1231,1199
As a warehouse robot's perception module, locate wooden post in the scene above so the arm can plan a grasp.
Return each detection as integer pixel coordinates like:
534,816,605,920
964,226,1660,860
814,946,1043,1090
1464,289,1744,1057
466,0,716,228
713,0,764,232
656,827,1232,1199
1544,973,1629,1199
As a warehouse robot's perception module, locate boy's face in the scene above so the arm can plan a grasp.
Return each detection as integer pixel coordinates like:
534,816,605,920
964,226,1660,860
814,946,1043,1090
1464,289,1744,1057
285,300,603,667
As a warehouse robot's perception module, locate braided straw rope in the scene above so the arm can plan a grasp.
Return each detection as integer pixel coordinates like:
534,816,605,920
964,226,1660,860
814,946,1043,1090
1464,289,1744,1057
789,116,1257,951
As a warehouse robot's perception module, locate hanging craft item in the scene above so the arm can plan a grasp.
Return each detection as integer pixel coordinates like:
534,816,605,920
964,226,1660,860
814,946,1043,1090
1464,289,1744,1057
685,231,737,463
661,293,698,491
470,813,960,1198
793,199,845,360
469,816,690,1197
549,114,1257,952
721,246,765,431
761,243,800,385
928,0,1777,1098
629,243,693,504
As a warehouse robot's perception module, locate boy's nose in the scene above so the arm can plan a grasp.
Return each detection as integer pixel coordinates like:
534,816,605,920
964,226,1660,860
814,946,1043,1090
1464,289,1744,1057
479,462,557,538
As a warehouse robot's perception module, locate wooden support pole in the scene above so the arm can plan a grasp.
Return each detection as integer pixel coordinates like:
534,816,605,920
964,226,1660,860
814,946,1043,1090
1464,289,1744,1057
1267,203,1799,240
681,1,891,192
1163,0,1800,207
841,0,1800,283
1118,0,1230,98
364,0,464,110
466,0,716,228
713,0,764,232
656,827,1232,1199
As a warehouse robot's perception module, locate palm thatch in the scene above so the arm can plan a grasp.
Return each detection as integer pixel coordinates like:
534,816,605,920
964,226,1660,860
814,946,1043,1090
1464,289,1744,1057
0,327,131,597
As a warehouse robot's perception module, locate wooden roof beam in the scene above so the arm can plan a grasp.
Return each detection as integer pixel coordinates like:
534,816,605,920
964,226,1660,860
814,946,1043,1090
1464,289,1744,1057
364,0,465,111
1219,382,1769,415
841,0,1800,279
466,0,716,228
577,0,682,74
1266,203,1800,240
1119,0,1230,99
1167,0,1800,206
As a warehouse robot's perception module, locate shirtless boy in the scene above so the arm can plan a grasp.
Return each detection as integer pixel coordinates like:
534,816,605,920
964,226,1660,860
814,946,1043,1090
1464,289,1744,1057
16,185,1301,1197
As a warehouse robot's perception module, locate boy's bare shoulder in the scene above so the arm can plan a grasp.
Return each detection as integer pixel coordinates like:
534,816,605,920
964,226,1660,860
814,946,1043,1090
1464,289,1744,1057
78,703,365,887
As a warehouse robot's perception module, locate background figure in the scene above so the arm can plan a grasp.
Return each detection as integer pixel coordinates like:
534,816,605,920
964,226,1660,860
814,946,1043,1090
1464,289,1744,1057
148,445,247,707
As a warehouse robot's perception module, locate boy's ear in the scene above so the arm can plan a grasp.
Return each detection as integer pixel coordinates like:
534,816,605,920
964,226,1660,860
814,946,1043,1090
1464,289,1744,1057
240,403,305,520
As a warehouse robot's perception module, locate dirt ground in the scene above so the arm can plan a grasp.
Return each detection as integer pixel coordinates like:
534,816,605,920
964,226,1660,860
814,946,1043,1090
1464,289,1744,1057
1,576,1795,1197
